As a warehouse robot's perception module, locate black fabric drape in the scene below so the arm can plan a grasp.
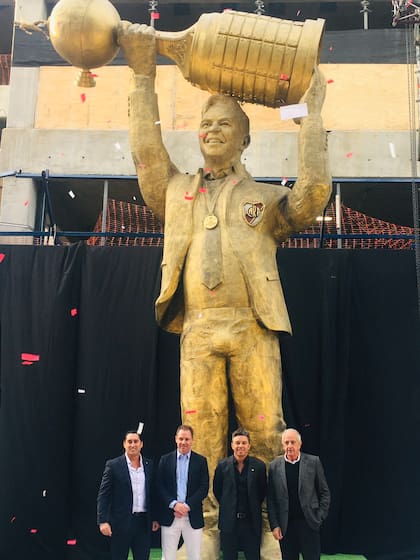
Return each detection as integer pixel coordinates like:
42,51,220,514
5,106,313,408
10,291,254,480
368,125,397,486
0,245,419,560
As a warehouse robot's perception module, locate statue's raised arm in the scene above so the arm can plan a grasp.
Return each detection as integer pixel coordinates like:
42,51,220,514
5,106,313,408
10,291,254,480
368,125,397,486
275,67,332,239
118,21,179,223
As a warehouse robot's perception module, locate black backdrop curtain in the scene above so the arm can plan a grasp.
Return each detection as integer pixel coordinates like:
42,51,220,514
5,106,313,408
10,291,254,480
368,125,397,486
0,245,419,560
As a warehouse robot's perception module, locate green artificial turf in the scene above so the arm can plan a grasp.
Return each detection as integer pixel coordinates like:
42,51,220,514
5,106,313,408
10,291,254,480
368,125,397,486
130,551,367,560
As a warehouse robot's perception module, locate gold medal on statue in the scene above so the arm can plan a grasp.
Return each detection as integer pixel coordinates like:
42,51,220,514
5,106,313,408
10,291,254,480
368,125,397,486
204,215,218,229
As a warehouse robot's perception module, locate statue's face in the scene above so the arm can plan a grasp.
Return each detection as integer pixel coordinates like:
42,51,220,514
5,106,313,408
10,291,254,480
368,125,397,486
199,102,249,167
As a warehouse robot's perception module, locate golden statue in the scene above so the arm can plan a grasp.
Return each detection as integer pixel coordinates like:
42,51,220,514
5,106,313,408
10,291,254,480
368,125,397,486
118,20,331,560
39,2,331,557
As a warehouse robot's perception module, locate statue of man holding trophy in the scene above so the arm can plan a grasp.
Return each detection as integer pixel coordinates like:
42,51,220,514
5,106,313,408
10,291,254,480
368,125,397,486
45,1,332,557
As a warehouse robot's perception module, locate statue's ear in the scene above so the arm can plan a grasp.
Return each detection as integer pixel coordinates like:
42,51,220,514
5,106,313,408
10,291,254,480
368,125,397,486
242,134,251,150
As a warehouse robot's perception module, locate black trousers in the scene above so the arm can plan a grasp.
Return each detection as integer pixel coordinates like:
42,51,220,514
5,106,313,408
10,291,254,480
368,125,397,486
279,518,321,560
110,513,150,560
221,519,261,560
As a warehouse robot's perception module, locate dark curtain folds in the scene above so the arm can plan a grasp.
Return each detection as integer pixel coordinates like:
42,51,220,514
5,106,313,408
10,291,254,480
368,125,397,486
0,245,419,560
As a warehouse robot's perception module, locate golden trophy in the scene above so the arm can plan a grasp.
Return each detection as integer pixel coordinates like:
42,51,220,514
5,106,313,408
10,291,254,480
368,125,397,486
43,0,324,105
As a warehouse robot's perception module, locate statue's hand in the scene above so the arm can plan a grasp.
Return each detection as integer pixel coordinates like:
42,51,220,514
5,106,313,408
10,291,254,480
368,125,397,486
117,21,156,77
299,66,326,116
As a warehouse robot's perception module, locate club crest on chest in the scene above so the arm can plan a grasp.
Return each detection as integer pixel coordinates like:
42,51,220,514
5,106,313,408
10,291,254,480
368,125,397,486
243,202,265,226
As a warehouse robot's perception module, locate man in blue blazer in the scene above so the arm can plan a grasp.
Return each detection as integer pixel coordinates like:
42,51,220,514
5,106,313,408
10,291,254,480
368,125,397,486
267,428,330,560
157,424,209,560
213,428,267,560
97,430,159,560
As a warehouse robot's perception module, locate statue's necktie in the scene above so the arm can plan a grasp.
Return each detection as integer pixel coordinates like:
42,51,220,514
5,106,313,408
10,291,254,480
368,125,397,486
201,179,225,290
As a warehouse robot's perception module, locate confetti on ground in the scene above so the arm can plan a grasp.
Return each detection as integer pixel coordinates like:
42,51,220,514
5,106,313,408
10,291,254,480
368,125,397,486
279,74,289,81
199,187,207,193
185,409,197,414
346,152,353,158
0,253,5,263
280,103,308,121
67,539,77,546
184,192,194,201
70,308,78,317
80,93,86,103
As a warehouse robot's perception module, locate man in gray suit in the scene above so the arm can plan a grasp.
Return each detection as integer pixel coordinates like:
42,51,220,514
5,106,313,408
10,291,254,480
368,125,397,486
267,428,330,560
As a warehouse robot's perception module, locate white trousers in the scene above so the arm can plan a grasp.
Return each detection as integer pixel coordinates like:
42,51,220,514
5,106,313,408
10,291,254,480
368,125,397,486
161,516,203,560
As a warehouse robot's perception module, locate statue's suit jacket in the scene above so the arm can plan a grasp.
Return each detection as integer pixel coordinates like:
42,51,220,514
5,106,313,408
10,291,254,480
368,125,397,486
154,169,299,334
97,454,155,531
213,455,267,535
267,452,330,534
156,450,209,529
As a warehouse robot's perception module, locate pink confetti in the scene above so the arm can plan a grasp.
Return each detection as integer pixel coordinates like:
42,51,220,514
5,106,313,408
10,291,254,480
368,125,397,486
258,414,265,421
199,187,207,193
70,308,78,317
80,93,86,103
21,353,40,362
223,8,233,11
281,176,288,186
327,79,334,84
184,192,194,201
232,179,237,185
346,152,353,158
90,73,98,78
138,163,146,170
22,361,33,366
0,253,5,263
204,167,211,174
24,200,29,207
151,11,160,19
10,516,16,523
185,409,196,414
30,529,38,534
329,46,334,52
279,73,289,81
199,133,207,139
67,539,77,546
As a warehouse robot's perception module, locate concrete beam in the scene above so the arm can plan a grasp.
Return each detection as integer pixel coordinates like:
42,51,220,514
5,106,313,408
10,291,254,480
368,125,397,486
0,128,416,179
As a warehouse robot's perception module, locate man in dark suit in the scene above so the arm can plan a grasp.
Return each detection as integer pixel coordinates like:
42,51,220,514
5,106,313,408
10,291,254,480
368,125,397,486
157,424,209,560
213,428,267,560
267,428,330,560
97,429,159,560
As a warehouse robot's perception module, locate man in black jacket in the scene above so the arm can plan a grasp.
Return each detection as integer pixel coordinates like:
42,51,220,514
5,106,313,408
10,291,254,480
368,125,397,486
97,429,159,560
213,428,267,559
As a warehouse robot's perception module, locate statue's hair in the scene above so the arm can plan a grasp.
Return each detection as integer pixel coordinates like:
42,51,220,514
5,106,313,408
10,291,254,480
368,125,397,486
202,95,250,138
